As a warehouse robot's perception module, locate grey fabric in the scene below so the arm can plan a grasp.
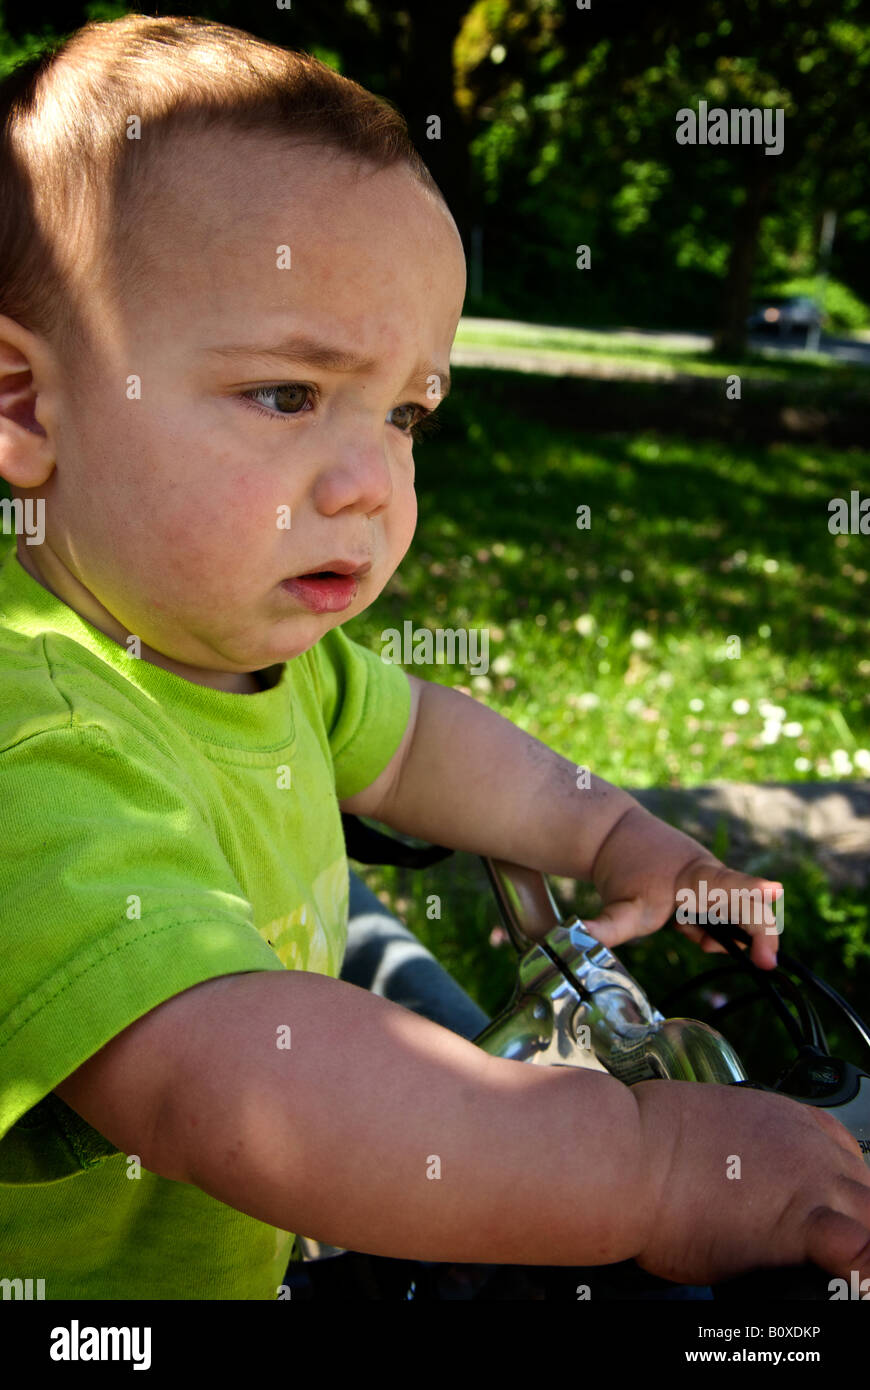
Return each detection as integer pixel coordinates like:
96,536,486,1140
341,870,491,1041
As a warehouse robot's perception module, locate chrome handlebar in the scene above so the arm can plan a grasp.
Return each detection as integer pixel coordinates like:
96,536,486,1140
470,855,870,1299
472,857,748,1086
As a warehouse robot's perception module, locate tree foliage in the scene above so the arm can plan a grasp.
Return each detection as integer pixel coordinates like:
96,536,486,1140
1,0,867,344
454,0,870,346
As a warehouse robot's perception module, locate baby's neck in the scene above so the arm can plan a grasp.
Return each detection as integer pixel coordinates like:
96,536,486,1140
249,663,282,692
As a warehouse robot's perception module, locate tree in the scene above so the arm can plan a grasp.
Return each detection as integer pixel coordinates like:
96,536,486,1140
453,0,870,349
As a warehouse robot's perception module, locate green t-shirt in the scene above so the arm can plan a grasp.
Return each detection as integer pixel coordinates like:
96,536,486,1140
0,530,411,1299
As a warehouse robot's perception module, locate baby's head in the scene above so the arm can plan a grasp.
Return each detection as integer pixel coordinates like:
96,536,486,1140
0,14,465,691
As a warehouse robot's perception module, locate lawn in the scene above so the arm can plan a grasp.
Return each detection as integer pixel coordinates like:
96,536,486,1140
344,364,870,1081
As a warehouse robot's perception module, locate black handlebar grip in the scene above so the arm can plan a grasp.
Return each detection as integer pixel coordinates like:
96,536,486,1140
713,1261,834,1302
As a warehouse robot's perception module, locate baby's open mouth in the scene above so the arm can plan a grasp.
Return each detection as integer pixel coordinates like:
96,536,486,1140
280,568,364,614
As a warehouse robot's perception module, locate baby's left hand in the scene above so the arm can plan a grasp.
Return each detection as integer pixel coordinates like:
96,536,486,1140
581,807,783,970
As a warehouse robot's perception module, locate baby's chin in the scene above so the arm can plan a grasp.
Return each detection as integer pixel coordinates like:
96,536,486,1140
249,610,362,661
202,577,390,665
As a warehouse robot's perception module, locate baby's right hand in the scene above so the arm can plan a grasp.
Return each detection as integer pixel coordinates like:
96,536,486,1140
632,1078,870,1288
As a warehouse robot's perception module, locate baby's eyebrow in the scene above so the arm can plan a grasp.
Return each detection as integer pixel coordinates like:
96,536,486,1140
203,334,451,401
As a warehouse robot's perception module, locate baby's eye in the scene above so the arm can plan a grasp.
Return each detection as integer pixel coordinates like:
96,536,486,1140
243,384,312,418
387,403,428,434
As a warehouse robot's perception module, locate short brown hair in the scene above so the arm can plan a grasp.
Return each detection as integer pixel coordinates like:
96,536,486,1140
0,13,444,367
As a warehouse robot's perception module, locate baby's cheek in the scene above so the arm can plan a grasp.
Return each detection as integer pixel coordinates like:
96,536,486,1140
404,497,418,550
152,507,221,589
220,471,290,537
394,478,417,543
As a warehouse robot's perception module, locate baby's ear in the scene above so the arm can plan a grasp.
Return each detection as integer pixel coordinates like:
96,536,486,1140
0,325,57,486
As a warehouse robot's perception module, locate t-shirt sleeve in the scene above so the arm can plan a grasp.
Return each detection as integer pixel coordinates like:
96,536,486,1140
0,725,284,1181
306,624,412,801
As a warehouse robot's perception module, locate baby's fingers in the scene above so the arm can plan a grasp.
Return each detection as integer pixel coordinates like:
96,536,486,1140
803,1205,870,1288
675,866,784,970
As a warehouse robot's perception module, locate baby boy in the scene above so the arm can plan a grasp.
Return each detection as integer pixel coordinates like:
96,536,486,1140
0,14,867,1300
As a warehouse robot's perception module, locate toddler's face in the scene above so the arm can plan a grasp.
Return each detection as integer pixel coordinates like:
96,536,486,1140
15,132,465,692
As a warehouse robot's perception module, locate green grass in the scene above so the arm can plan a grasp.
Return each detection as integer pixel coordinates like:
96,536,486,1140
353,370,869,789
345,365,870,1074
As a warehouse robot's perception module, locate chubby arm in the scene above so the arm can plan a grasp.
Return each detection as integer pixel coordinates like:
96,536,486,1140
55,968,653,1266
54,969,870,1281
341,671,635,871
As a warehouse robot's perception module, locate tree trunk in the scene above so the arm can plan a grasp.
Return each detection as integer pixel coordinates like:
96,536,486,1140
712,156,774,357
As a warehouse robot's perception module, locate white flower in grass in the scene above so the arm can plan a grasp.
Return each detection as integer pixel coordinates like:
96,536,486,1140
794,757,811,772
853,748,870,773
575,614,596,636
760,720,782,744
759,702,786,721
731,698,751,715
783,722,803,738
831,748,853,775
630,629,653,650
689,697,704,712
575,692,601,711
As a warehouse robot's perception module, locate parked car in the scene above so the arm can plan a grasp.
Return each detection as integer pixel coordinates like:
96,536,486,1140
746,295,823,337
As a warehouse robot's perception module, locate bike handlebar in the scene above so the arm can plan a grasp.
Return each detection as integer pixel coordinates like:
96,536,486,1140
476,854,870,1300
